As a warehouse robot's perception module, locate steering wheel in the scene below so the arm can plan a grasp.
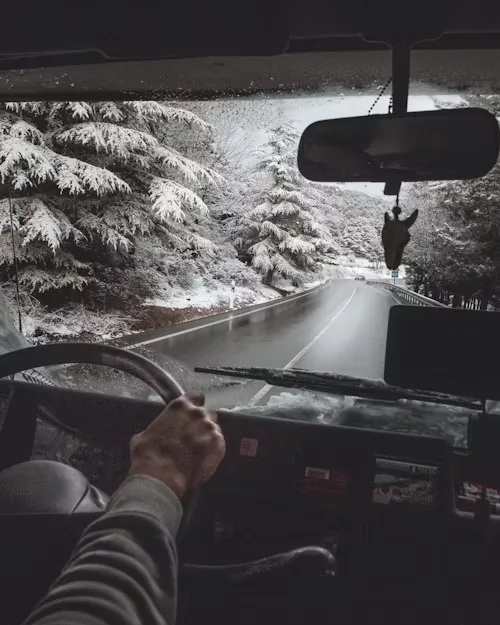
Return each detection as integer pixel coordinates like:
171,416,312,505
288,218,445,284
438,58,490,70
0,342,184,402
0,342,336,579
0,342,205,533
0,341,186,493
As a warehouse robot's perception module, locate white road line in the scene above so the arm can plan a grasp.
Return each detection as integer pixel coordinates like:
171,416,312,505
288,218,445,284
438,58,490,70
378,288,402,306
249,288,357,405
371,285,401,306
128,282,331,349
389,292,402,306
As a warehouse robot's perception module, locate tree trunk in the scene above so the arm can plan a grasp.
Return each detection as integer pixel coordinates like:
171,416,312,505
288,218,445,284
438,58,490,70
263,268,274,286
480,285,491,310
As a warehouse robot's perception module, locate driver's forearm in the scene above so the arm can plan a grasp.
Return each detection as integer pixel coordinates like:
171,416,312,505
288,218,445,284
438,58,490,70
23,475,183,625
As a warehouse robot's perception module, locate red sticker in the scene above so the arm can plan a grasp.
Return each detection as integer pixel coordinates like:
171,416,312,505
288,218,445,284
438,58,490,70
302,468,348,496
239,437,258,458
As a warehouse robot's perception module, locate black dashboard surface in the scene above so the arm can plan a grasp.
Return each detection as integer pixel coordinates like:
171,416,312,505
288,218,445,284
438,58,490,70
0,379,454,510
3,378,500,591
5,379,500,625
211,411,452,513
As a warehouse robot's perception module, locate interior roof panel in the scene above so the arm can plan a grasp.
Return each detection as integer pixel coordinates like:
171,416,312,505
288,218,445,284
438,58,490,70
1,0,500,98
290,0,500,37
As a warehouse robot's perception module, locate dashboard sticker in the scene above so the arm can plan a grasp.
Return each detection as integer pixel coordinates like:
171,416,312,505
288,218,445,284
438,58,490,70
302,467,348,497
305,467,330,480
239,437,258,458
458,482,500,513
373,458,436,506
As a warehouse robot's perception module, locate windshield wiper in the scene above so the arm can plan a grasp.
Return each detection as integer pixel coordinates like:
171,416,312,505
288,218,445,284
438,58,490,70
194,366,481,411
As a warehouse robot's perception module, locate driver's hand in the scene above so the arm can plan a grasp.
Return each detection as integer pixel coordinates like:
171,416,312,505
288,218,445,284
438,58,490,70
129,392,226,499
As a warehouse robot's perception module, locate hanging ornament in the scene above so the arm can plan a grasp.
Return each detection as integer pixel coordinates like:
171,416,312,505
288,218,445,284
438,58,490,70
381,198,418,271
367,80,416,270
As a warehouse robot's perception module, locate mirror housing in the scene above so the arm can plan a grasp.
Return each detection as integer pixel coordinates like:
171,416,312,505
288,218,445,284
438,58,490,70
298,108,500,183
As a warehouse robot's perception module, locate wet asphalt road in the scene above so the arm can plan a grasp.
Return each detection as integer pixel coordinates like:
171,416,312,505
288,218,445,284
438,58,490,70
127,280,400,409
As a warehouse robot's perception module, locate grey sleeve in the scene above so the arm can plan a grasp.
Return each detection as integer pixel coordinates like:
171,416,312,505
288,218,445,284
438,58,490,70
23,475,183,625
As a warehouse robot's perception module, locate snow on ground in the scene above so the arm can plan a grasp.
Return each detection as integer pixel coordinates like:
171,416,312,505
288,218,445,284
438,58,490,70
143,263,350,312
17,273,336,344
13,259,374,344
233,390,469,447
233,391,355,423
22,306,130,343
2,285,131,344
144,279,280,310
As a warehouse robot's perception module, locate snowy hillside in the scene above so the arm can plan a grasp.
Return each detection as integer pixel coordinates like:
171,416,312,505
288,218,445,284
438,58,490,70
0,97,397,343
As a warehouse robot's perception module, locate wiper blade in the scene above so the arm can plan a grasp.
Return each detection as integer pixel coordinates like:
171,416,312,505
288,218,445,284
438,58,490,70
194,366,481,411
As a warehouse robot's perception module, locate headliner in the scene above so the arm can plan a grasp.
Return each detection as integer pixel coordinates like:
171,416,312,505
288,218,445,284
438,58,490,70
1,0,500,99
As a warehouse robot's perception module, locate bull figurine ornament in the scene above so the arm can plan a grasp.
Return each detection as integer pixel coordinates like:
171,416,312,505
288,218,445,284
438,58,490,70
381,205,418,271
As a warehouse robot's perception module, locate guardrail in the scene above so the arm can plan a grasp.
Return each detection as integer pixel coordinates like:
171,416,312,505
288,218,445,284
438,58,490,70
366,280,449,308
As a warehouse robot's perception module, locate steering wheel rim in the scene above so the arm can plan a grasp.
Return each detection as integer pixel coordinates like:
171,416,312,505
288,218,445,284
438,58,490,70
0,342,184,403
0,342,206,539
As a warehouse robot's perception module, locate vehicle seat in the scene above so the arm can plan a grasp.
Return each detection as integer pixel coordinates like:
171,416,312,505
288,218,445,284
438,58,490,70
0,460,109,623
0,459,109,514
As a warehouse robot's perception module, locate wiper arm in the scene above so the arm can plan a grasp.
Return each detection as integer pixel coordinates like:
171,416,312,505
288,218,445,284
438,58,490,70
194,366,481,411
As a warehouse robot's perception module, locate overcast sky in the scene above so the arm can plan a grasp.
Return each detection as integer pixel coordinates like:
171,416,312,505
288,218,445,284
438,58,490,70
208,91,464,199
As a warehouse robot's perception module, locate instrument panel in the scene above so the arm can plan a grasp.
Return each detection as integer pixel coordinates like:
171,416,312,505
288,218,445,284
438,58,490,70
213,410,451,513
0,379,454,516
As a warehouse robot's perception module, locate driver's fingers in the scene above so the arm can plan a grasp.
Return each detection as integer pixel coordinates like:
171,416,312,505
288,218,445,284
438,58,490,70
167,392,204,413
130,431,144,453
184,391,205,407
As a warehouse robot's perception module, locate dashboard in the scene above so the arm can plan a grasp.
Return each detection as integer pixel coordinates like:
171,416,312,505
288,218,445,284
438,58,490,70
2,378,500,585
212,410,452,513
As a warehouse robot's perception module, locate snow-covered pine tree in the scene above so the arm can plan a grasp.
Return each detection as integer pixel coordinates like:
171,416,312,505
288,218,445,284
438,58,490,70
315,185,391,265
402,180,494,300
231,124,331,285
401,93,500,304
0,101,221,306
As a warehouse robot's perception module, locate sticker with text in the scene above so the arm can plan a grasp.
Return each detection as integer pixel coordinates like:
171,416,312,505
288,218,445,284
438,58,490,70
305,467,330,480
303,467,348,496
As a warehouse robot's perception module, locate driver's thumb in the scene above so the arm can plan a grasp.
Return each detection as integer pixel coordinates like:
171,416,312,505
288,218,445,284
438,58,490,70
184,391,205,407
129,431,144,455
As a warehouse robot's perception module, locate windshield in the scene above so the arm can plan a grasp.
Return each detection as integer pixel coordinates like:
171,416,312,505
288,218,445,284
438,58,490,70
0,78,495,446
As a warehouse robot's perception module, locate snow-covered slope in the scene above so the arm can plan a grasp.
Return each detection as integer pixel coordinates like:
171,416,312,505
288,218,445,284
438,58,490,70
0,98,397,342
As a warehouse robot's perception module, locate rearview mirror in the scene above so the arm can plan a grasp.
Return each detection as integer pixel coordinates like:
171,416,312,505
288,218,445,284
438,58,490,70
298,108,500,183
